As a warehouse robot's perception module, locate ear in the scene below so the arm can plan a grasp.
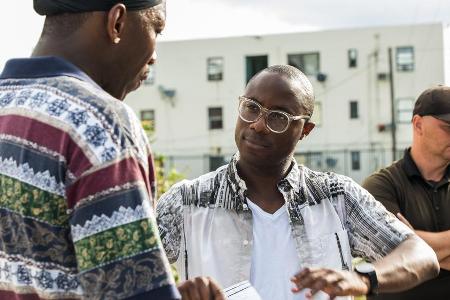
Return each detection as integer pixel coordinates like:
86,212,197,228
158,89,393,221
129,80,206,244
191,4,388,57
412,115,423,135
300,121,315,140
107,4,127,44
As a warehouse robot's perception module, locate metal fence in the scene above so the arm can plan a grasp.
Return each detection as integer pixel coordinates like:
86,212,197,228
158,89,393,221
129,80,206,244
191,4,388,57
159,148,405,184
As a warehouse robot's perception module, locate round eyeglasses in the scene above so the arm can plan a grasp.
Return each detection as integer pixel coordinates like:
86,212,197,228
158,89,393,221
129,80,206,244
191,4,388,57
238,96,310,133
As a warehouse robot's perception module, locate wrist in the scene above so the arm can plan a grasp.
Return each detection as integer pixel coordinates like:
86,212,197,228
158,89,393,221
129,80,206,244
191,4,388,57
357,273,371,295
354,262,378,296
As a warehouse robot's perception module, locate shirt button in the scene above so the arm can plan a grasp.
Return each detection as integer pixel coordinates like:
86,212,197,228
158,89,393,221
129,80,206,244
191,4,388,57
243,204,248,210
243,240,249,246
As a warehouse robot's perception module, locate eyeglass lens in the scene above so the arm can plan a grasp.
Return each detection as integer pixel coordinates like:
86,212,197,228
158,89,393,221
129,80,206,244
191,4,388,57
239,100,289,132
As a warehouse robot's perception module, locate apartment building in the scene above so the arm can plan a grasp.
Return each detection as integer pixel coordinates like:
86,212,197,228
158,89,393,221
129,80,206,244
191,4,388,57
126,23,450,182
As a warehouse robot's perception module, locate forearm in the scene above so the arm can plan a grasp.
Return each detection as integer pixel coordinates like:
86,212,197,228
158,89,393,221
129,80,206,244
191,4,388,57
439,256,450,271
373,235,439,293
415,230,450,261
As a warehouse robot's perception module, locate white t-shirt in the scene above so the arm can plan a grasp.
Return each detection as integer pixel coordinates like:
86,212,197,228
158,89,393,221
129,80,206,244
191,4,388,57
247,199,307,300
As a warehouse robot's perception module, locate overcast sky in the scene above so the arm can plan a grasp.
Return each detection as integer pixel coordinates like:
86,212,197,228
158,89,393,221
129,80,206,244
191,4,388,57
1,0,450,69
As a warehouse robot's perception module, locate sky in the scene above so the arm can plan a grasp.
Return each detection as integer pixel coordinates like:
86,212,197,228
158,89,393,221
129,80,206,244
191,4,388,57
1,0,450,69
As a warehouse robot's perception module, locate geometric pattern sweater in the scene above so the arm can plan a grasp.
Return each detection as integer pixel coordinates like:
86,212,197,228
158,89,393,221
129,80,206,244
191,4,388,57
0,56,179,299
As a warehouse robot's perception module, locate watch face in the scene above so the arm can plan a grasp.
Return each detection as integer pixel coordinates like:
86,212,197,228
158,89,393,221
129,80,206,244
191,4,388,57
356,262,375,273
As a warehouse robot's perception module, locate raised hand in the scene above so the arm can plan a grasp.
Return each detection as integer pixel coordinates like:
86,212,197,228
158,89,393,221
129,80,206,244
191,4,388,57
291,267,369,300
177,276,226,300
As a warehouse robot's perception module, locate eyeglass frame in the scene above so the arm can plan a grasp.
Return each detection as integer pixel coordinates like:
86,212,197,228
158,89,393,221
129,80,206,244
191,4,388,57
238,96,311,133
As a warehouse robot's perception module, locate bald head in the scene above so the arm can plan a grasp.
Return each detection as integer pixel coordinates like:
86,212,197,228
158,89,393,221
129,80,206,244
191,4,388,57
248,65,315,117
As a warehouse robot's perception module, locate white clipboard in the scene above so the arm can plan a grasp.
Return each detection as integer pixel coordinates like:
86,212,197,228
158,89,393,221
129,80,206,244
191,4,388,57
223,280,262,300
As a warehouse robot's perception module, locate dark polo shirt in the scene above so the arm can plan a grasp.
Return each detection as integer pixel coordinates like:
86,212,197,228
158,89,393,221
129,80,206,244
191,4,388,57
363,148,450,299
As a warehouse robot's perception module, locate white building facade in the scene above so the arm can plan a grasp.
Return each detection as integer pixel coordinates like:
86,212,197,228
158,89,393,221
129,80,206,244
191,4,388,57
126,23,450,183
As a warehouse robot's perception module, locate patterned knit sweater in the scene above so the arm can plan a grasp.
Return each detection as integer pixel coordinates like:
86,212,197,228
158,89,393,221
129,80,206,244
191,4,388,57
0,57,179,299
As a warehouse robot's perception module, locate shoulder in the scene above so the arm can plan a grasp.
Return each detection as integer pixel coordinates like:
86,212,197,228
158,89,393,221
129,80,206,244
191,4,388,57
362,159,404,191
299,165,354,200
47,76,149,164
158,164,229,207
5,74,152,174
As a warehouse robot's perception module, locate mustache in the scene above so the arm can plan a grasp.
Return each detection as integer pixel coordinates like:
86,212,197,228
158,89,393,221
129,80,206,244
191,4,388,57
242,133,272,147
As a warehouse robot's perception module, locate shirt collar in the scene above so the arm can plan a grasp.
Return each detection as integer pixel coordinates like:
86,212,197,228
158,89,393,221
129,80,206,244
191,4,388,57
402,147,450,183
226,152,301,207
0,56,101,89
402,148,422,178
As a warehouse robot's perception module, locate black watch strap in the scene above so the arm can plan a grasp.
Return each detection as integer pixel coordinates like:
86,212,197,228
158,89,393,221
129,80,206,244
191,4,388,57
355,262,378,295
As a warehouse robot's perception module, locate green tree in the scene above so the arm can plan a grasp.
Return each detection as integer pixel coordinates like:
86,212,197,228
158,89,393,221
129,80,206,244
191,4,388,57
154,154,184,197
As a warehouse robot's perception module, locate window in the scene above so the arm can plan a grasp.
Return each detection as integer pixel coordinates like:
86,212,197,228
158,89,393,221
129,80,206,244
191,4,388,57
207,57,224,81
208,107,223,129
295,152,323,170
209,155,226,171
397,98,414,123
288,52,320,76
351,151,361,171
396,46,414,72
348,49,357,68
246,55,268,83
140,109,155,132
350,101,359,119
311,102,322,126
143,68,156,85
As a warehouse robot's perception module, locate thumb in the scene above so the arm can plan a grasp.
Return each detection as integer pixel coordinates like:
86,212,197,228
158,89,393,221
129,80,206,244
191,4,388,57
397,212,412,228
208,277,226,300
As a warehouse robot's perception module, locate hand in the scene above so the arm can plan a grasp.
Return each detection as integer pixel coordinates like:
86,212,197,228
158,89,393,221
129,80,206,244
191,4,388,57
177,276,226,300
291,267,369,300
397,213,414,230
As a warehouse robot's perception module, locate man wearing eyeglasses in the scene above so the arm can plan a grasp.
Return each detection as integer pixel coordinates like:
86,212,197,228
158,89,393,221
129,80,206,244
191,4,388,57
156,65,439,300
363,85,450,300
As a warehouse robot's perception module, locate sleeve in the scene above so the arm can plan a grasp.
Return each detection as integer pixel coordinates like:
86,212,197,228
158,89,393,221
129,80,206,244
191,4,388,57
362,171,401,215
338,175,414,262
66,154,180,300
156,183,185,264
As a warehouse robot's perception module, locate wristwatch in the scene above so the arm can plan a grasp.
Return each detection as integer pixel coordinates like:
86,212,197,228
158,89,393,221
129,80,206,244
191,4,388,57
354,262,378,295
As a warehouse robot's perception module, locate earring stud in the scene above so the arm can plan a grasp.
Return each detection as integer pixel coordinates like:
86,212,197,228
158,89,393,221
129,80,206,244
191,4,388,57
113,37,121,44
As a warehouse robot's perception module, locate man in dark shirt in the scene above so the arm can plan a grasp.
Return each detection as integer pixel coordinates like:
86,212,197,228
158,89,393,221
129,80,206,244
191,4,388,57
363,85,450,300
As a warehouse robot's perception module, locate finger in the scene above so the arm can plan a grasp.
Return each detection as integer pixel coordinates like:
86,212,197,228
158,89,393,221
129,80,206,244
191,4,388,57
207,277,226,300
178,286,192,300
188,285,201,300
396,212,406,222
396,213,412,228
177,282,189,300
297,268,329,290
310,276,330,296
308,289,318,297
291,267,314,290
194,277,209,300
182,280,201,300
327,278,347,297
303,269,344,297
292,267,312,282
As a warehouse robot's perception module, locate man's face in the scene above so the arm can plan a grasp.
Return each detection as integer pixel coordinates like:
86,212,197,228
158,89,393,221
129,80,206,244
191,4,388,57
420,116,450,161
115,5,166,99
235,71,314,168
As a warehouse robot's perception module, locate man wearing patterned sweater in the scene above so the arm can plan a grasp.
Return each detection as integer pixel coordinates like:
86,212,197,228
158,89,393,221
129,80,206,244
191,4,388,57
0,1,223,299
156,65,439,300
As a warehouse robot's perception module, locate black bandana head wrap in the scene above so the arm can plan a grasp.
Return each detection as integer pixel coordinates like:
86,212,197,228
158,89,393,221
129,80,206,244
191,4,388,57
34,0,163,16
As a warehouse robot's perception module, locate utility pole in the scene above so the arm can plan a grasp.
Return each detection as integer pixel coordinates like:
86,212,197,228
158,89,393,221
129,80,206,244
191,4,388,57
388,47,397,161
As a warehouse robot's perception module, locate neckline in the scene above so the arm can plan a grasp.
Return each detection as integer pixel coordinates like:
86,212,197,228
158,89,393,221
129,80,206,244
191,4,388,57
246,198,286,220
